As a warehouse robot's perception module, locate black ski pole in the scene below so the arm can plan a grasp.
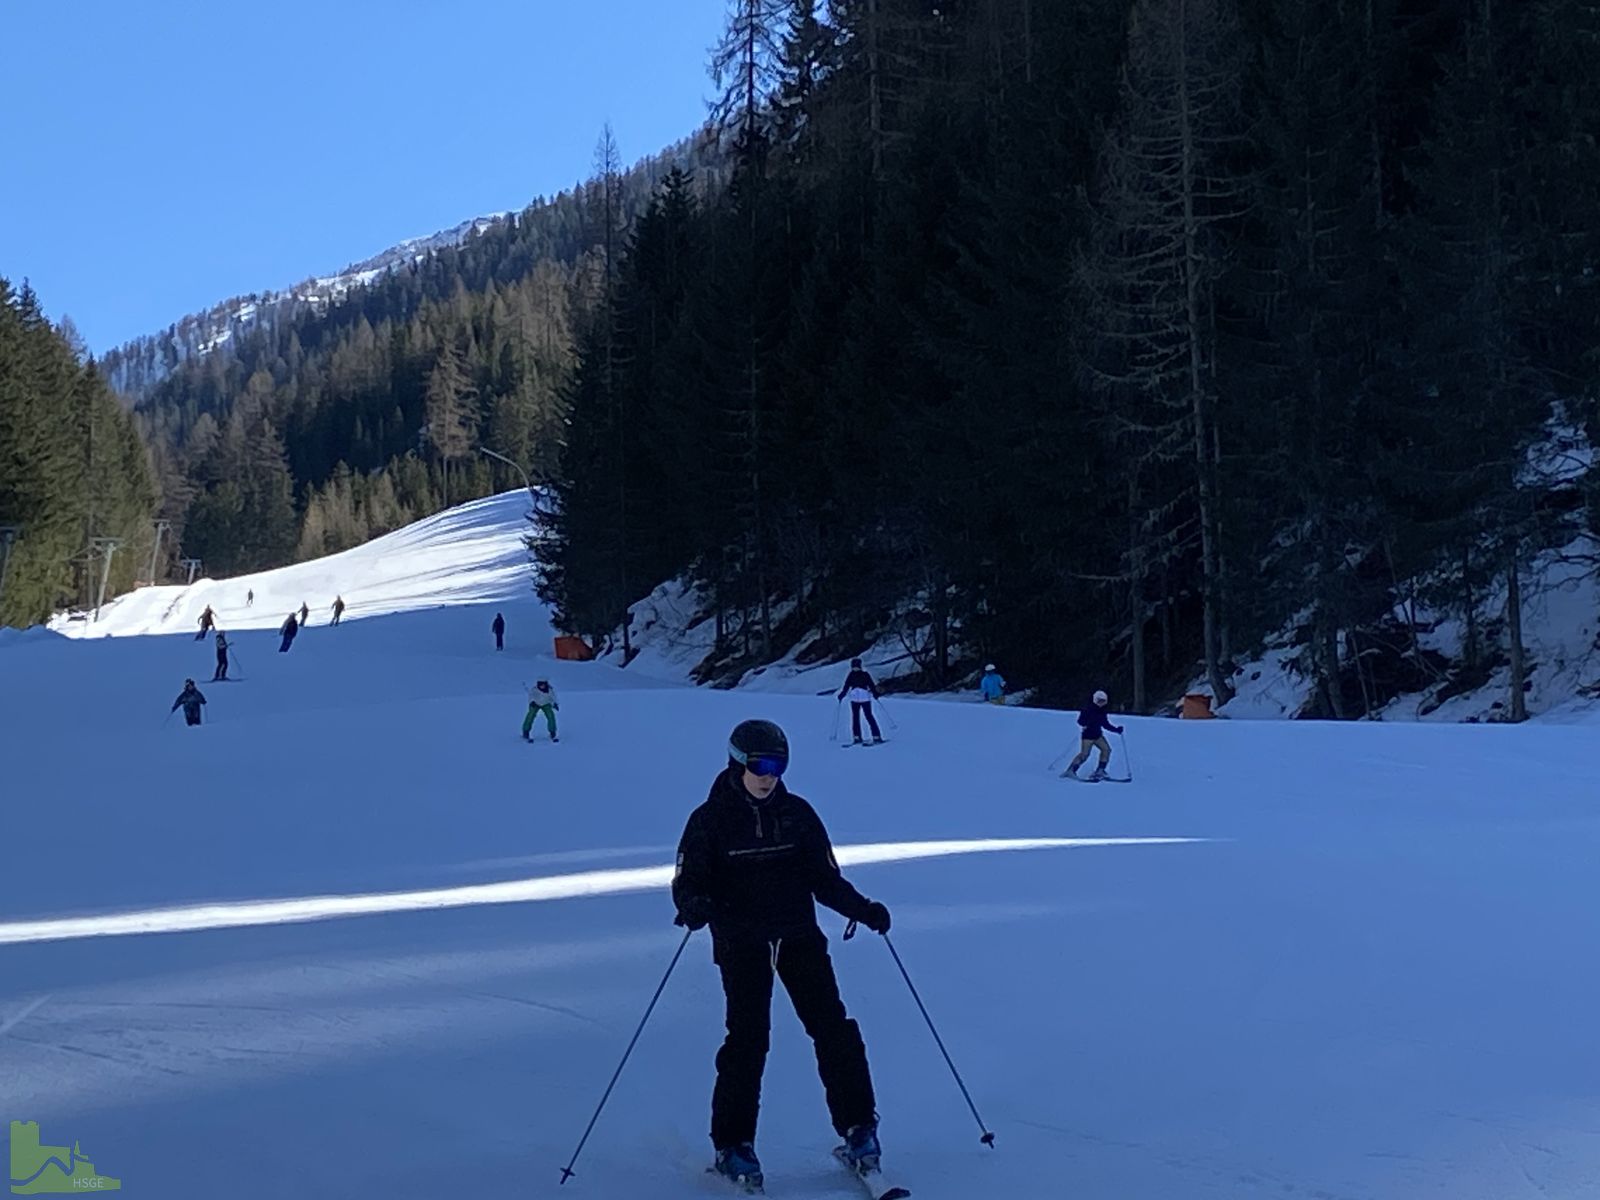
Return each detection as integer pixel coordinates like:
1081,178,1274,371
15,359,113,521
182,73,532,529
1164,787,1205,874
1117,729,1134,781
559,928,693,1184
882,934,995,1147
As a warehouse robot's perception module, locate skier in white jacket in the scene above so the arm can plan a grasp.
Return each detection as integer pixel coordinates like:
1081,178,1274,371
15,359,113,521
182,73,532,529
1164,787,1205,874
836,658,884,745
521,680,560,742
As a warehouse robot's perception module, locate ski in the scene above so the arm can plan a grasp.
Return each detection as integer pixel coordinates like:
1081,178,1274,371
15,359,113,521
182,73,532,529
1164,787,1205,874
704,1164,764,1195
831,1146,910,1200
1060,773,1132,784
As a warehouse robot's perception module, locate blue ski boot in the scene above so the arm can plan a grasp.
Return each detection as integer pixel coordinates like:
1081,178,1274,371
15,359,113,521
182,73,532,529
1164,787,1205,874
841,1121,881,1173
712,1143,764,1193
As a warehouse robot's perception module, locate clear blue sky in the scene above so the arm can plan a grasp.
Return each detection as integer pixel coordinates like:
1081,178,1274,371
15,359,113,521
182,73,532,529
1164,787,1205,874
0,1,728,354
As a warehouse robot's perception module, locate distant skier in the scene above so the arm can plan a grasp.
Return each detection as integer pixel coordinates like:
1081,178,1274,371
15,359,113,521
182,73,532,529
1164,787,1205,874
979,663,1007,704
331,596,345,625
837,657,884,745
195,605,216,640
298,601,310,627
171,679,207,726
521,680,559,742
279,612,298,653
492,612,506,651
1064,689,1125,780
246,589,254,607
212,631,230,681
673,719,892,1193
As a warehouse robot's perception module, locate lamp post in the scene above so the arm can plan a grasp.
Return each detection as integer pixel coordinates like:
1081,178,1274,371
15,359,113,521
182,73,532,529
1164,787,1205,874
478,446,555,556
89,537,124,621
147,519,171,586
478,446,534,496
478,445,548,526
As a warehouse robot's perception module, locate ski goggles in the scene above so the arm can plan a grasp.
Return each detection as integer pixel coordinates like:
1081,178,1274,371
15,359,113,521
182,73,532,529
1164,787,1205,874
730,746,788,778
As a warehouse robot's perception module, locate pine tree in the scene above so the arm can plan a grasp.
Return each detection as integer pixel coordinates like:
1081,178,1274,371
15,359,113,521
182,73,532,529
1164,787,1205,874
1077,0,1251,706
424,337,478,505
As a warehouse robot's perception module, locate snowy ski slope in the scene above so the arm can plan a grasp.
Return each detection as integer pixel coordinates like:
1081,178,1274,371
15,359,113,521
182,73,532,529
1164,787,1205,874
3,493,1599,1199
48,490,543,641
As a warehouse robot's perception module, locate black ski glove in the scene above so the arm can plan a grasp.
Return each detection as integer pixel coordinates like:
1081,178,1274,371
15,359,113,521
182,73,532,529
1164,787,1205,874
675,895,714,931
859,901,891,936
1110,723,1124,735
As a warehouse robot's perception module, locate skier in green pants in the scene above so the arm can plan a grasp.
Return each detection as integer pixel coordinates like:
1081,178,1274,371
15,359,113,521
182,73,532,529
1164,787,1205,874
521,679,559,742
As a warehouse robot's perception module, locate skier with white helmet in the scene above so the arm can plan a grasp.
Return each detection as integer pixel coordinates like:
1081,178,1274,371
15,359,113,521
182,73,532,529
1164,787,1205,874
978,663,1007,704
1064,689,1124,780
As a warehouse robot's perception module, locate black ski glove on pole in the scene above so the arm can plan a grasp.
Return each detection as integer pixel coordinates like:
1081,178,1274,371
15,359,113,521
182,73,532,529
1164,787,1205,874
674,895,714,931
860,901,891,935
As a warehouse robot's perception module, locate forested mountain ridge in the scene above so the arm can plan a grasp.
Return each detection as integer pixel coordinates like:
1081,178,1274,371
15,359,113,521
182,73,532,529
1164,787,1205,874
124,131,723,581
0,279,159,626
100,214,506,403
6,0,1599,727
537,0,1600,719
0,131,721,626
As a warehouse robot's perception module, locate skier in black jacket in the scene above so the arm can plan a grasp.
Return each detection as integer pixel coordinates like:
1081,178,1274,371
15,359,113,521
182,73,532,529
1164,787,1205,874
171,679,207,726
673,718,892,1192
1065,689,1125,780
836,657,884,745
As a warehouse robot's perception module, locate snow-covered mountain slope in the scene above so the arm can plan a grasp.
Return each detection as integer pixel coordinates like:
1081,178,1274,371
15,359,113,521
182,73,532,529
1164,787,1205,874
50,490,541,642
1219,536,1600,724
1215,415,1600,724
4,492,1600,1199
101,213,506,398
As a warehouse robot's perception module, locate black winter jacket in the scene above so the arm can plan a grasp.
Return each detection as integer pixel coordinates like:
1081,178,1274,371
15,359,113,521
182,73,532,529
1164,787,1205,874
172,686,207,716
673,768,875,941
838,668,879,700
1077,702,1123,739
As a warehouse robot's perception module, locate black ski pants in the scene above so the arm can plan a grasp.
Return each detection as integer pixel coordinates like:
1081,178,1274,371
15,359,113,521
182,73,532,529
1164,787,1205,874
710,927,875,1149
183,707,202,726
850,701,882,741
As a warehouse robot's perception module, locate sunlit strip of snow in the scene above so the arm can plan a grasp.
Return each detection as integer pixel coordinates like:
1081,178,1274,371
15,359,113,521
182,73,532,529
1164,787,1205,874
0,837,1205,946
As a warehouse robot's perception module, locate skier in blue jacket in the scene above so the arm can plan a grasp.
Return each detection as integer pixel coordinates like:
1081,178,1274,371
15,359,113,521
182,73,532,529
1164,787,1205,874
979,664,1006,704
1064,690,1124,780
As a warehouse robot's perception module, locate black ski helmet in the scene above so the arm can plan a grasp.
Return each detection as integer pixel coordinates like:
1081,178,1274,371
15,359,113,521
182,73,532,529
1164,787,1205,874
728,718,789,769
851,657,863,668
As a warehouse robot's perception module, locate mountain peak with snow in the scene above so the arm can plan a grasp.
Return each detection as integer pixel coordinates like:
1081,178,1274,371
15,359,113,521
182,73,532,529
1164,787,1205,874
100,212,510,398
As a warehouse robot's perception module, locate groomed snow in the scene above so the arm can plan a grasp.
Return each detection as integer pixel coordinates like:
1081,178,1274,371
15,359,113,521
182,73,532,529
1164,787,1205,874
4,492,1599,1199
